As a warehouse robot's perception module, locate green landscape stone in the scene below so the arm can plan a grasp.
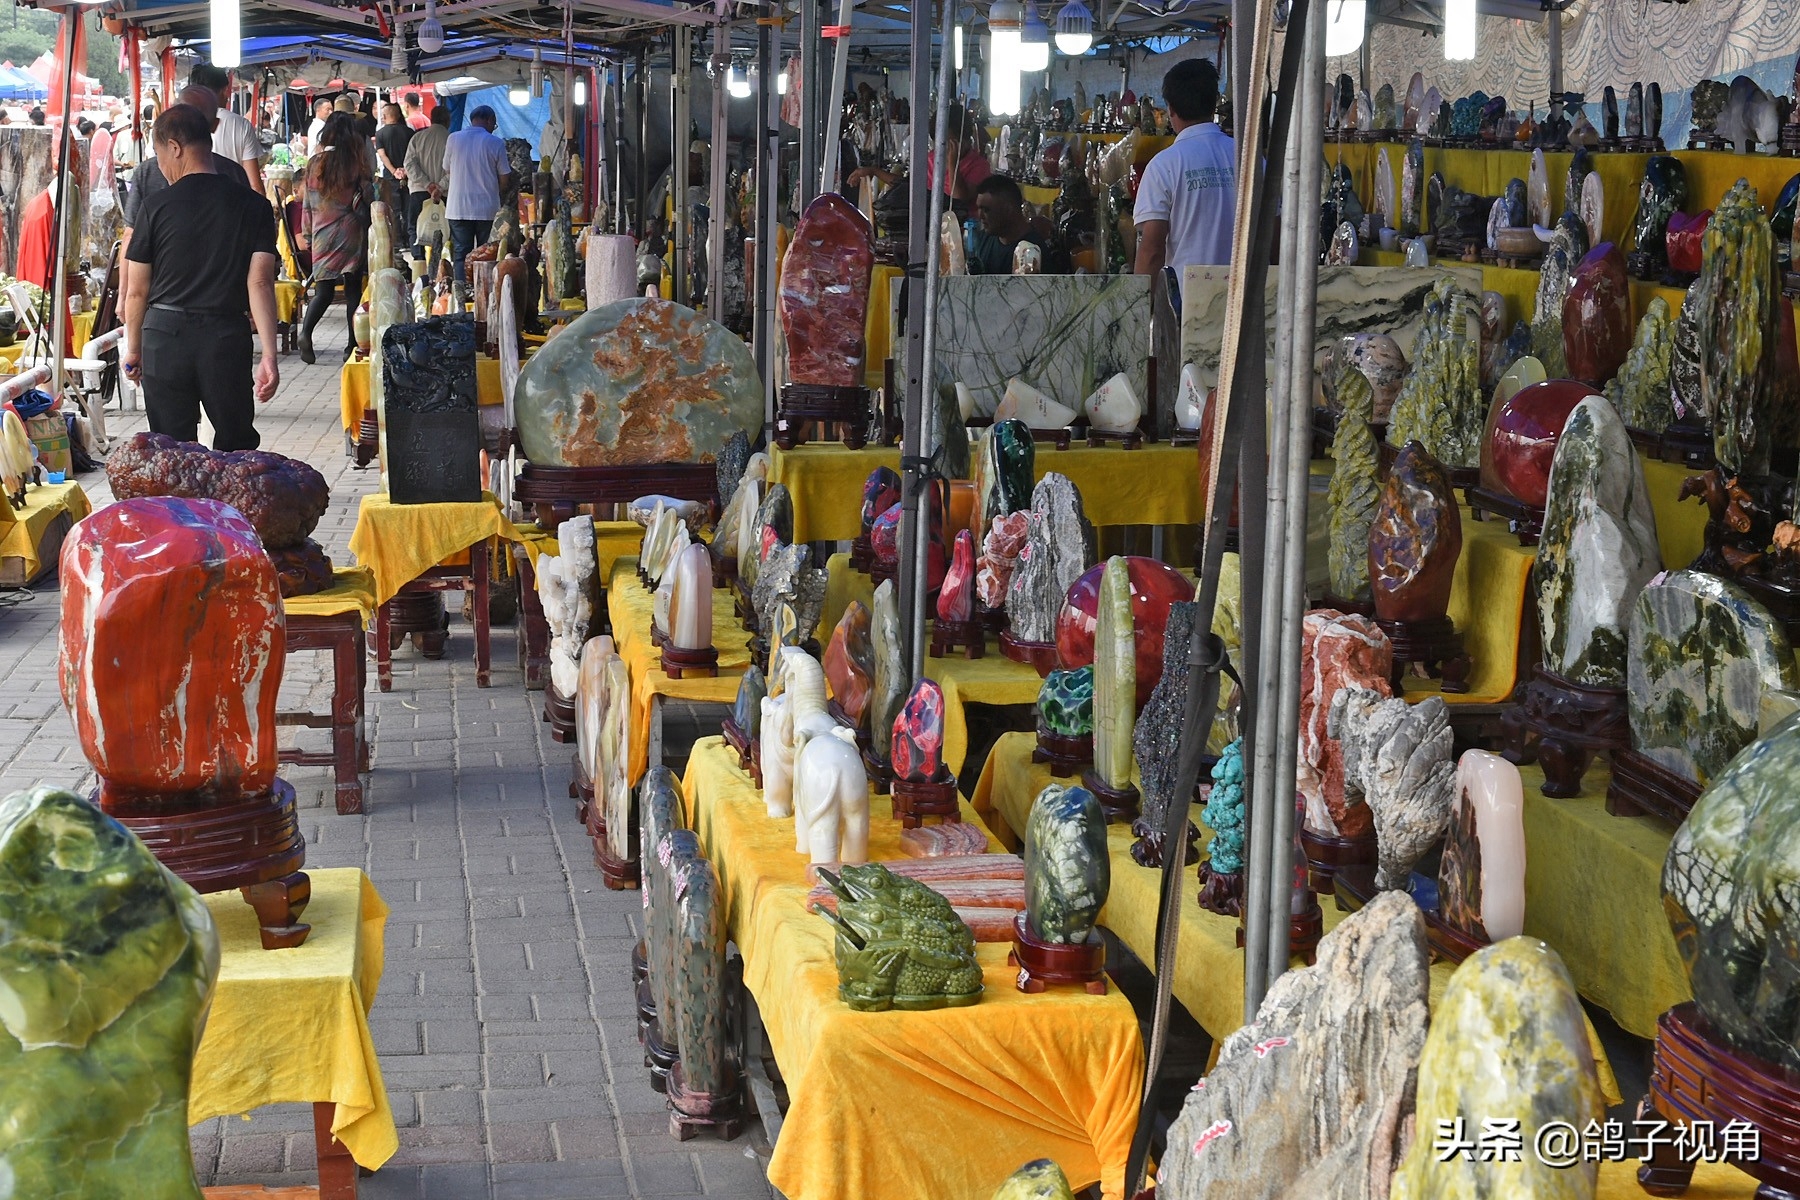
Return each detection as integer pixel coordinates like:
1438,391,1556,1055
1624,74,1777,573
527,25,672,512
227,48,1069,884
1327,368,1381,601
1091,556,1137,790
1603,296,1675,432
1387,278,1483,469
1695,181,1775,476
1024,785,1110,944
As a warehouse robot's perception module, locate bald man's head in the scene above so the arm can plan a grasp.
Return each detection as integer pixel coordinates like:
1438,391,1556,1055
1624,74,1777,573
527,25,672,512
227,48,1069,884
177,82,220,126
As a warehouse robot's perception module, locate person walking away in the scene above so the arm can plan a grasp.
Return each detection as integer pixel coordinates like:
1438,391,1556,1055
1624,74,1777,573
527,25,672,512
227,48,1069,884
306,96,333,153
374,102,414,241
1133,57,1235,278
296,111,373,364
402,90,430,130
189,63,265,198
121,103,279,451
121,85,252,305
403,104,450,260
443,105,512,283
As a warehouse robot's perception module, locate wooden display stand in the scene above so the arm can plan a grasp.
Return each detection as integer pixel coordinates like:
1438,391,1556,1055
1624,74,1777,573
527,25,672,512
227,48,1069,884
543,682,576,743
376,540,491,690
278,609,370,815
1233,896,1324,966
576,755,640,890
890,768,961,828
1376,615,1471,694
1080,769,1141,824
1657,420,1716,468
848,533,875,572
1499,665,1629,798
1299,826,1378,895
828,699,874,753
862,745,893,795
1607,748,1703,826
512,543,550,690
721,716,756,775
1637,1003,1800,1198
1419,907,1489,965
1130,814,1201,869
999,630,1060,676
113,778,310,950
1463,485,1546,545
1085,424,1146,450
708,541,738,591
930,616,985,659
1197,862,1244,917
1021,426,1076,450
661,643,721,679
668,1061,747,1141
643,1017,679,1093
1033,726,1093,777
355,412,378,469
774,384,874,449
635,970,656,1043
515,461,718,528
1009,914,1107,995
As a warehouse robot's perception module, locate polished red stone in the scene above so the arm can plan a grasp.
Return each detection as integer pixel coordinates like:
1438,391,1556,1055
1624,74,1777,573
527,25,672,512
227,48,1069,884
1298,610,1392,838
823,601,874,725
890,678,946,783
871,491,948,591
60,496,286,809
1562,243,1632,386
779,193,876,387
860,466,902,538
1369,442,1463,623
1053,556,1192,709
1478,378,1599,507
1667,210,1711,276
936,529,976,623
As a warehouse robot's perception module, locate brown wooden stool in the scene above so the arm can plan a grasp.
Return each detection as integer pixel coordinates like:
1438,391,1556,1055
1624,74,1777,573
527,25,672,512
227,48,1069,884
278,609,370,815
376,540,491,691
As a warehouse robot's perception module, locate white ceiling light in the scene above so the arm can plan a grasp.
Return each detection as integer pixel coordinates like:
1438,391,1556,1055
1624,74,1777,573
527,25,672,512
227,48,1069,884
574,74,588,105
416,0,445,55
777,69,789,95
211,0,240,69
1054,0,1092,55
727,63,751,99
509,76,532,105
1324,0,1366,56
530,47,544,95
1444,0,1476,59
988,0,1023,115
954,23,964,70
1020,0,1050,71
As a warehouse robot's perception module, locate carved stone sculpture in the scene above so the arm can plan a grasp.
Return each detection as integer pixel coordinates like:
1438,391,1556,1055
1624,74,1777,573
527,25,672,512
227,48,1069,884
1438,750,1526,943
1158,892,1428,1200
1297,612,1393,841
1626,156,1687,279
793,726,870,865
811,864,984,1011
0,786,222,1199
601,655,632,862
1005,474,1093,643
1386,279,1482,469
1329,688,1455,889
1024,784,1109,944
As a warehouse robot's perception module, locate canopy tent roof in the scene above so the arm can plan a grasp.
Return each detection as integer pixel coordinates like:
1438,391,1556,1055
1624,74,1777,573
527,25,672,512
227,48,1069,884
0,64,49,101
26,51,102,97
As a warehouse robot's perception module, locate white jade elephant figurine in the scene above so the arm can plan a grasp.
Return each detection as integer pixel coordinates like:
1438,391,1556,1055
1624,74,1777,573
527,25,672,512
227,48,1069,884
794,727,870,865
761,694,795,818
789,711,844,852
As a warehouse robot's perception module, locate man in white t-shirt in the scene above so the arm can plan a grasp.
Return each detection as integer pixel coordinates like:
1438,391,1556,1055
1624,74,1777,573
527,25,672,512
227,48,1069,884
1134,57,1235,278
443,105,513,283
305,97,333,155
190,64,265,197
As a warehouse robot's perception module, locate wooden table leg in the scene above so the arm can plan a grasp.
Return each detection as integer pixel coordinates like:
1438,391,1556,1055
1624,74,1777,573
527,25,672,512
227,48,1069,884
332,627,364,815
375,600,393,693
313,1101,358,1200
473,540,491,688
354,623,371,773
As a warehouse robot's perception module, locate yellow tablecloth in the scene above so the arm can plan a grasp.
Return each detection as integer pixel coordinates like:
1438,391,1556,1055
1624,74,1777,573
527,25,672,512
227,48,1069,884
680,738,1143,1200
0,479,90,583
69,310,94,357
514,520,648,583
338,355,504,436
970,732,1624,1106
347,490,524,607
277,280,302,325
769,442,1202,544
864,263,904,392
607,556,753,783
283,565,378,620
191,868,396,1171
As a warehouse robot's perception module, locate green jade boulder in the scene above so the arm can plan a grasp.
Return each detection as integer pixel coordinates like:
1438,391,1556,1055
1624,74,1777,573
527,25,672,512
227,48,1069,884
812,863,983,1011
0,786,221,1200
1037,666,1094,737
1327,368,1381,601
1696,180,1775,476
1024,784,1110,944
1604,296,1675,432
1387,278,1483,469
991,1159,1078,1200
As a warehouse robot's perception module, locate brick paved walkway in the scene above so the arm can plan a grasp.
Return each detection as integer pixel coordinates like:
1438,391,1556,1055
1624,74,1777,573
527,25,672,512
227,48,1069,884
0,316,774,1199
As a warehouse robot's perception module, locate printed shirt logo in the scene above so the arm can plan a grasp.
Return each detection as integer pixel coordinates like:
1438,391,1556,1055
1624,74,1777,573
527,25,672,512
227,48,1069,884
1183,165,1233,193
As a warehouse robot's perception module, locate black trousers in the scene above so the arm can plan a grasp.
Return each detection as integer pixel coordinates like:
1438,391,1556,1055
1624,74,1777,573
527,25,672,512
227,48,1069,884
140,307,259,451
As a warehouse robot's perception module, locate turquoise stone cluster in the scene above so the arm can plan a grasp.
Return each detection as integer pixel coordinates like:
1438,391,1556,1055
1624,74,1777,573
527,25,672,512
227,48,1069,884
1387,278,1482,469
1201,739,1246,875
1037,667,1094,737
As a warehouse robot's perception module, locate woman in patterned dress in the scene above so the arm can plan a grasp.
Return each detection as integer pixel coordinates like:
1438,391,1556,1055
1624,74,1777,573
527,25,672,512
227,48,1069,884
296,111,372,363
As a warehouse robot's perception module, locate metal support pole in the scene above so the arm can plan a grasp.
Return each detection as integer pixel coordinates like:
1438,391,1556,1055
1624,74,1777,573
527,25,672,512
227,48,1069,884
612,66,628,233
635,47,649,239
758,18,781,428
1546,4,1563,125
1357,13,1371,92
894,0,934,670
673,26,693,304
708,23,729,320
820,0,856,195
1230,0,1253,136
47,10,77,403
799,0,820,208
1262,0,1327,998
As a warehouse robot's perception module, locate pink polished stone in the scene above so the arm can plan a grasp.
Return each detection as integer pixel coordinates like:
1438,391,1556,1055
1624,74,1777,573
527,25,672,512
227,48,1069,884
1296,610,1393,840
778,193,876,387
1053,556,1192,709
1562,243,1632,386
937,529,976,623
1667,210,1711,276
759,525,781,562
1478,378,1600,507
890,678,947,783
59,496,286,808
976,511,1030,609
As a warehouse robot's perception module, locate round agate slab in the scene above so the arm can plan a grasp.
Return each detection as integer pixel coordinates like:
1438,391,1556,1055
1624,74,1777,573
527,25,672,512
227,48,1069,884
514,298,763,467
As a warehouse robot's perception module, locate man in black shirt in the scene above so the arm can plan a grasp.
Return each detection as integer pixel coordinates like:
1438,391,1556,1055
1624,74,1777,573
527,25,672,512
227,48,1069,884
374,102,414,241
122,104,280,450
122,84,250,230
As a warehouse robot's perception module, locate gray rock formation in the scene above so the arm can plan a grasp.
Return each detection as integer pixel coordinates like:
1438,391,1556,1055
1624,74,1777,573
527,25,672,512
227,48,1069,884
1329,689,1455,889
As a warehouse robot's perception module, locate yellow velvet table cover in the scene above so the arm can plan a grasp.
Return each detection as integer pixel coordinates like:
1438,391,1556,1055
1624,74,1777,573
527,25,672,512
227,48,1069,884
282,566,378,620
607,557,753,782
348,490,524,607
191,868,397,1171
769,442,1203,544
338,355,504,435
679,737,1144,1200
0,478,88,581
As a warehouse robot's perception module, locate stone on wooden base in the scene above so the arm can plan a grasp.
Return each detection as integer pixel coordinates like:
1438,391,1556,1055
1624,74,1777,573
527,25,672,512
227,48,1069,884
1130,813,1201,869
774,385,874,450
1606,748,1703,826
999,630,1060,676
848,534,874,572
720,717,754,774
1499,665,1628,798
1085,426,1146,450
1686,133,1734,152
591,819,641,891
1233,896,1324,966
978,604,1009,635
929,617,985,659
643,1019,679,1093
1033,725,1093,777
890,768,961,828
1375,615,1471,694
1638,1003,1800,1198
1197,863,1244,917
1463,485,1546,545
862,745,893,796
667,1062,747,1142
1019,426,1076,451
1419,906,1490,965
1299,826,1379,895
572,753,594,823
1657,419,1715,468
1009,914,1107,995
1080,769,1140,824
660,643,720,679
543,683,576,744
730,578,757,630
516,461,719,530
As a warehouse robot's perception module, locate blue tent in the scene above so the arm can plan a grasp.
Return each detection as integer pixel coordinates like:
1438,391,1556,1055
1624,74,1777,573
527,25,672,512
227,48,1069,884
0,65,48,102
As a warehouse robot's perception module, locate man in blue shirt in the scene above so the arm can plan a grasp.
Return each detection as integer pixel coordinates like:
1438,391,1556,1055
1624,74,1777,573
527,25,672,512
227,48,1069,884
1134,58,1237,276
